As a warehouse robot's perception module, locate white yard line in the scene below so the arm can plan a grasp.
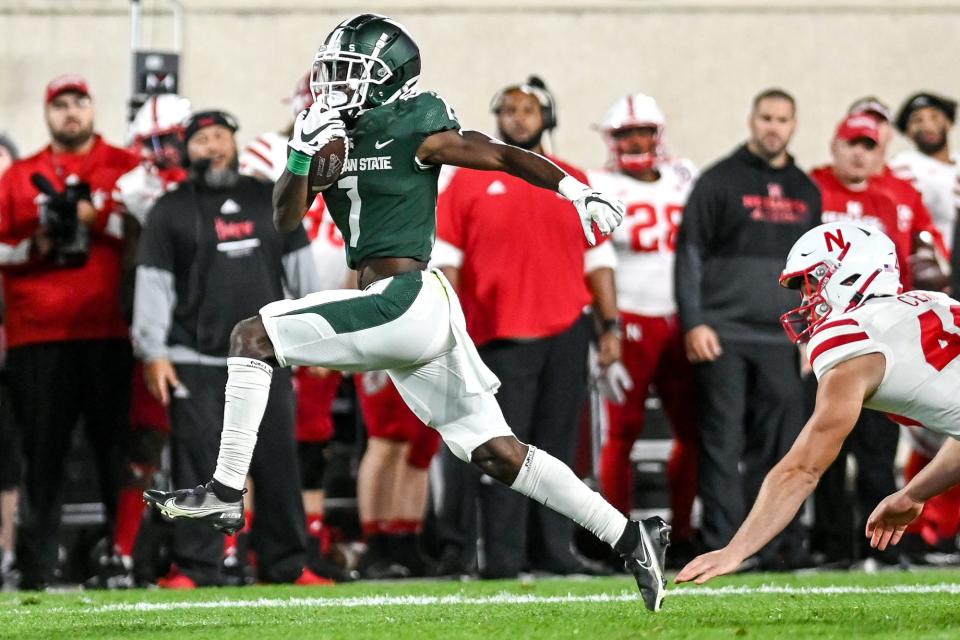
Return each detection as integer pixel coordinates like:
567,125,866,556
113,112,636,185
7,583,960,615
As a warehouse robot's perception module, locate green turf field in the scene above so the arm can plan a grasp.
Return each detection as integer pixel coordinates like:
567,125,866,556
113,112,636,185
3,569,960,639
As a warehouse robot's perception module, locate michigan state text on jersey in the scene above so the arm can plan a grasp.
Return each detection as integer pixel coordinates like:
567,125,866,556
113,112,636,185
322,91,458,268
143,13,673,612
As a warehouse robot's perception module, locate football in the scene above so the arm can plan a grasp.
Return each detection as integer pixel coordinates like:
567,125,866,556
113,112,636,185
308,136,347,193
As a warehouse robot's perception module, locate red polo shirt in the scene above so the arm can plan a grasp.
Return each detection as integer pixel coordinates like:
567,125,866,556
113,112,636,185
0,135,138,347
437,159,597,347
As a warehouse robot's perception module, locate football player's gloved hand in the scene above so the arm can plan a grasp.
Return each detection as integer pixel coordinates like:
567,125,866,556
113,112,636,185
597,360,634,405
558,176,626,246
114,165,166,225
289,102,347,157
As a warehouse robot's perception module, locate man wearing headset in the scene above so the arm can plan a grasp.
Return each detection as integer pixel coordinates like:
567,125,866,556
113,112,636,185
132,111,328,587
431,77,621,578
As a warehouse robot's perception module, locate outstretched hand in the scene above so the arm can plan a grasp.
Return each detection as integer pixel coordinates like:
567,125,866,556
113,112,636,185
865,490,924,551
675,548,743,585
557,176,625,245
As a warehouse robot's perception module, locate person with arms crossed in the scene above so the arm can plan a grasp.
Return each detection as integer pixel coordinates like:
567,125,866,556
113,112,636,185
142,14,676,611
807,113,910,566
676,221,960,584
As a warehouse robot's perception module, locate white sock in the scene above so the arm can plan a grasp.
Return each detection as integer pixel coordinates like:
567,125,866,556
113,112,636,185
213,357,273,491
510,446,628,547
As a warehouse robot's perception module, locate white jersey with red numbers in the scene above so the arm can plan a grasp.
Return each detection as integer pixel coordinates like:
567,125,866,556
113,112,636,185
303,196,351,291
808,290,960,439
239,131,287,183
238,131,350,290
587,158,697,316
889,149,960,249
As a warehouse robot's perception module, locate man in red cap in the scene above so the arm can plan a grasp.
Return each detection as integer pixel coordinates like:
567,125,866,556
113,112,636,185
847,97,948,291
0,74,139,589
812,115,904,266
806,113,910,567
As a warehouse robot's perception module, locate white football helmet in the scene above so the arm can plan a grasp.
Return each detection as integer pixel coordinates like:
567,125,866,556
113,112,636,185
600,93,666,173
780,222,902,343
128,94,192,167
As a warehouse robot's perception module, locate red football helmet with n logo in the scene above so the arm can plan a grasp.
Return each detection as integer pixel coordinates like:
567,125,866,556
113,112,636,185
779,222,901,343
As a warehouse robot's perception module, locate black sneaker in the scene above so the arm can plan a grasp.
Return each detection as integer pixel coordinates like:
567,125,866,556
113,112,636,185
85,553,135,590
144,482,244,534
621,517,670,612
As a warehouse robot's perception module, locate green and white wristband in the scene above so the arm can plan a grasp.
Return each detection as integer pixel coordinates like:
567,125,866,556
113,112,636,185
286,149,313,176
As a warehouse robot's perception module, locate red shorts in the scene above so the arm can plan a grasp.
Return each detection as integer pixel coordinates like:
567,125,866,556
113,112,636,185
129,361,171,434
294,368,341,443
355,371,441,469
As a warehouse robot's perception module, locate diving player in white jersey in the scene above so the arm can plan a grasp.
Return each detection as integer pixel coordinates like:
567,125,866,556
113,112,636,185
677,221,960,584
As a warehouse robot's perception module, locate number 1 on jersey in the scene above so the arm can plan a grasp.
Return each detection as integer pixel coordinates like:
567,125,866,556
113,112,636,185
339,176,362,248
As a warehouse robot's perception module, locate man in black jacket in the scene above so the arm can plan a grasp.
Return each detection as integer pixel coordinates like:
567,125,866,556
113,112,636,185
675,88,821,566
133,111,325,587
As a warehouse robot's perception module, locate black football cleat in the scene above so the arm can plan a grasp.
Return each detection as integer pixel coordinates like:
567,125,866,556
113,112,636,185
621,517,671,612
144,482,244,534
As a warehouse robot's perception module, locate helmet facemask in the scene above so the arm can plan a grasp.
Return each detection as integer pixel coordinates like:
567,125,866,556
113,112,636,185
310,48,393,115
133,128,186,169
780,261,835,344
607,125,663,174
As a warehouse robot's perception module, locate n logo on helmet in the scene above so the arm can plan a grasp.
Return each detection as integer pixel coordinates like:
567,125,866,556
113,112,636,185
824,229,845,252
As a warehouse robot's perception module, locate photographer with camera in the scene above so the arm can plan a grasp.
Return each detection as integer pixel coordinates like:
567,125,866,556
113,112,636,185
0,75,139,590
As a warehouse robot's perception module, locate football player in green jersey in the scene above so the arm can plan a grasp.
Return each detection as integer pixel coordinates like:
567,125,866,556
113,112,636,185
145,13,671,611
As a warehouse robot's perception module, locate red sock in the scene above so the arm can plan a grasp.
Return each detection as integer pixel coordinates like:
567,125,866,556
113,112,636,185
307,512,333,554
361,520,383,539
224,533,238,556
396,519,422,535
306,512,324,538
383,519,421,535
243,509,254,534
113,487,146,557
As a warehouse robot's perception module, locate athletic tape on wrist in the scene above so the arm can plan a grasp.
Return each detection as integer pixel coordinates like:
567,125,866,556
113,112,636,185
286,150,313,176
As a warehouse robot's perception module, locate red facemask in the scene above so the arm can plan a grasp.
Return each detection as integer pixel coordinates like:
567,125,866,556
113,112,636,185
779,262,834,344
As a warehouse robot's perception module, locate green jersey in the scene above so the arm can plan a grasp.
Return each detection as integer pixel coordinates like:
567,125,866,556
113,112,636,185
320,91,460,269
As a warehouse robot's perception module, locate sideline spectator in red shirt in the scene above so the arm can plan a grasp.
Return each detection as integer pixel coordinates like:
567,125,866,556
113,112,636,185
432,77,620,578
847,97,949,291
807,113,907,566
811,115,903,263
0,75,138,590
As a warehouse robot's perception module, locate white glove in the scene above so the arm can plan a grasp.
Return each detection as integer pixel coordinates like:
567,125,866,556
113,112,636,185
558,176,626,245
289,102,347,157
114,165,166,225
597,361,634,405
